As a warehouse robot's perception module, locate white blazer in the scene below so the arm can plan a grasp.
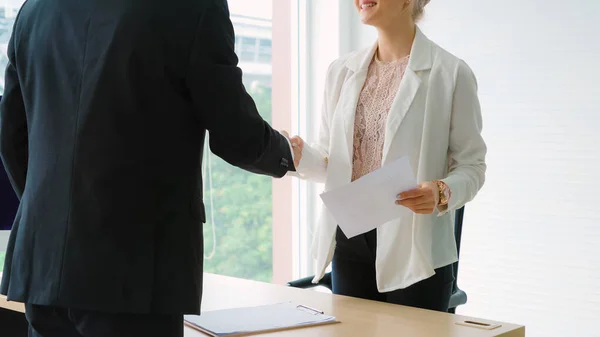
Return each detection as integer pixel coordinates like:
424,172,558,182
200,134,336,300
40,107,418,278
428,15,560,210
291,27,487,291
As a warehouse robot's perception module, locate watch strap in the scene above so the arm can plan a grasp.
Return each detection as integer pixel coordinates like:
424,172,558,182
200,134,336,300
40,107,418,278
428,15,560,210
433,180,450,206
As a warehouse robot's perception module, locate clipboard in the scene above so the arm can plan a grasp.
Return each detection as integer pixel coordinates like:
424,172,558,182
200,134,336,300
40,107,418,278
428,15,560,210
184,302,339,336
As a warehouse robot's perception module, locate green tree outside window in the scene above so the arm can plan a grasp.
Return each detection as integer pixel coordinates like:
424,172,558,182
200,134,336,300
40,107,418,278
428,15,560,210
202,83,274,282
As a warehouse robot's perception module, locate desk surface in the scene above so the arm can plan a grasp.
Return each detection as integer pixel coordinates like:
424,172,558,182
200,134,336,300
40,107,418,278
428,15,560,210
1,273,525,337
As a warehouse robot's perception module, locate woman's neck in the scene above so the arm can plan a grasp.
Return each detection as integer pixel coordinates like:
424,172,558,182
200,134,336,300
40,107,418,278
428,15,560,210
376,23,416,63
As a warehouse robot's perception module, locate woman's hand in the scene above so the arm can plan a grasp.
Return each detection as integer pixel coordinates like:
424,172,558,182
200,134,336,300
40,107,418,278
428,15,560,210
396,181,440,214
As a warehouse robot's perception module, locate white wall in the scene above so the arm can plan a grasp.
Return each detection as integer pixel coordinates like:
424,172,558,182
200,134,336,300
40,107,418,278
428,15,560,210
418,2,600,337
304,1,600,336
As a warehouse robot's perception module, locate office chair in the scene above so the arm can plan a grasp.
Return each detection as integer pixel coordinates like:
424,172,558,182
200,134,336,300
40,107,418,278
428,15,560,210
287,206,467,314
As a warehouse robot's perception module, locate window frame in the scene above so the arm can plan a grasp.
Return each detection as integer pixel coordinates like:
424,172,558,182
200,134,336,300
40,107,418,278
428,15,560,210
270,0,295,284
271,0,340,284
278,0,349,282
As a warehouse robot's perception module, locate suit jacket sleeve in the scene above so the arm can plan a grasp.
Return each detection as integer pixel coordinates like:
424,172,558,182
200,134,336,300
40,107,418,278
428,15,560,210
185,0,294,177
0,29,28,200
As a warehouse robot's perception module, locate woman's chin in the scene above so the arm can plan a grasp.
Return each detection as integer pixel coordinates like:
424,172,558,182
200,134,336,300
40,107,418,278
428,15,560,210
359,17,372,26
359,14,378,26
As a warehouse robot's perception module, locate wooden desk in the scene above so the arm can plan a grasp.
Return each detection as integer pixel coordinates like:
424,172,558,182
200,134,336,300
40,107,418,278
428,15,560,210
0,293,24,313
1,274,525,337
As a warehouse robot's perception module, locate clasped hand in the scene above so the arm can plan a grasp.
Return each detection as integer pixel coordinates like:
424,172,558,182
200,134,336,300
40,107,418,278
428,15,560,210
281,131,438,215
281,131,303,168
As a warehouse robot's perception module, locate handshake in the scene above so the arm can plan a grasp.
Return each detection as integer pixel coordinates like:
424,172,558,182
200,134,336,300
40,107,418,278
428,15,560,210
281,131,304,168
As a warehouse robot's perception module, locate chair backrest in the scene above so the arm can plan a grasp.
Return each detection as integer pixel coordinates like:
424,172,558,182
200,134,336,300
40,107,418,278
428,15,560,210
451,206,465,293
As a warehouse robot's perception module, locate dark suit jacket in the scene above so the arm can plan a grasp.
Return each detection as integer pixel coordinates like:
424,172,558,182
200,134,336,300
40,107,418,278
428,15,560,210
0,0,294,315
0,154,19,230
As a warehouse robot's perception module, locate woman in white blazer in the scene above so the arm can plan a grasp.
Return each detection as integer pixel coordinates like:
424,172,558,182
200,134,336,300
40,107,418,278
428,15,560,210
288,0,487,311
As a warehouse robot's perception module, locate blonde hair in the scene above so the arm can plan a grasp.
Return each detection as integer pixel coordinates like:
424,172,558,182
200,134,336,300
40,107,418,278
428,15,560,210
412,0,431,21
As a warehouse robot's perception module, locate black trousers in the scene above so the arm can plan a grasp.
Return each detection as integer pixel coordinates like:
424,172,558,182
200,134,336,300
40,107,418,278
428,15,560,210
25,304,183,337
332,227,454,312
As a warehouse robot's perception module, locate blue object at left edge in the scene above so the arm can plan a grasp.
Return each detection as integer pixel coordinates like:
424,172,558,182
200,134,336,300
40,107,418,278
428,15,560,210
0,95,20,230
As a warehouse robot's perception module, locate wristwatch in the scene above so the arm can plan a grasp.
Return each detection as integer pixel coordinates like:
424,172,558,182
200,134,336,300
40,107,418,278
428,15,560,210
433,180,450,206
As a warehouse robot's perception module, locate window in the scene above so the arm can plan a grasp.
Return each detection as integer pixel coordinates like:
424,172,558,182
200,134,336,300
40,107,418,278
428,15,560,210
202,11,274,279
258,39,272,63
294,0,346,284
234,36,240,54
234,37,273,64
0,3,19,94
203,0,295,283
239,36,258,62
418,2,600,336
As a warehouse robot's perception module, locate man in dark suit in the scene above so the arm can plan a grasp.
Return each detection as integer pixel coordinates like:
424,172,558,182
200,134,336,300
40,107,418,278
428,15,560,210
0,159,19,232
0,0,298,336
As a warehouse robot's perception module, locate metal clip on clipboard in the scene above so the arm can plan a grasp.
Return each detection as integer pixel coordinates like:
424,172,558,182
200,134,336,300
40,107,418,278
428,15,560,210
296,304,325,315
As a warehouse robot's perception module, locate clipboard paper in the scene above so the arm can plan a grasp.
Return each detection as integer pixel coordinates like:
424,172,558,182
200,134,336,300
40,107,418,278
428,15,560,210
184,302,338,336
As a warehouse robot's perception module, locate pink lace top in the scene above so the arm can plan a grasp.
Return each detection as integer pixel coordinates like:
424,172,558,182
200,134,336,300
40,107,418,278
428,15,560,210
351,54,410,181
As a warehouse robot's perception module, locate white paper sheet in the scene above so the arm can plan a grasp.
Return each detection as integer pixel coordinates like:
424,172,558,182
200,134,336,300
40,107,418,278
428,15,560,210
319,156,418,238
184,302,336,336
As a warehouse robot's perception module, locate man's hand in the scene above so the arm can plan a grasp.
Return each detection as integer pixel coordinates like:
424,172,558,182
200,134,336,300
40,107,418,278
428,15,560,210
395,181,440,214
280,131,303,168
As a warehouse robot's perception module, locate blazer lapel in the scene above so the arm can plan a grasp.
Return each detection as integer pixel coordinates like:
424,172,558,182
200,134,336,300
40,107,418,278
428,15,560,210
382,69,421,159
382,27,433,162
339,44,378,161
